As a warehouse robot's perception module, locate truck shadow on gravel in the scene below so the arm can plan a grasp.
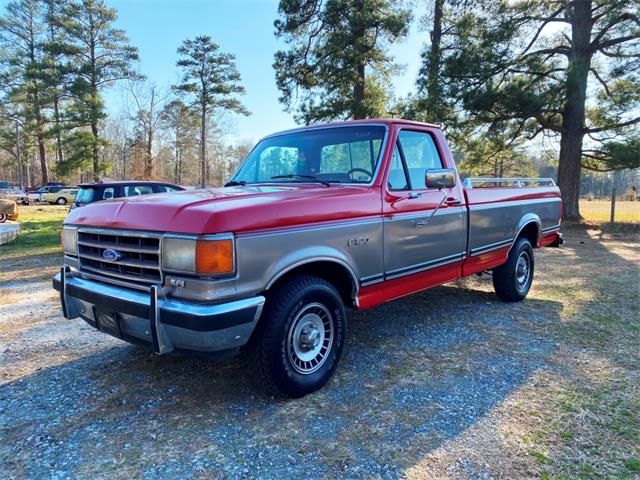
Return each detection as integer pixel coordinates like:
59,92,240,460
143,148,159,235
1,283,564,477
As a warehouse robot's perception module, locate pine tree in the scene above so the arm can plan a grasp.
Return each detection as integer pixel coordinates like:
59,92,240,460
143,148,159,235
56,0,139,180
273,0,411,124
440,0,640,220
160,99,199,185
0,0,51,184
173,36,248,188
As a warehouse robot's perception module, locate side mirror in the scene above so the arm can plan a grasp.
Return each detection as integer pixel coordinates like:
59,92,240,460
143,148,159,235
425,168,457,189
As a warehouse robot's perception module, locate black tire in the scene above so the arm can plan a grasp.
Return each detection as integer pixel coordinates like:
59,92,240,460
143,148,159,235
56,197,67,205
249,274,346,398
0,214,6,223
492,237,534,302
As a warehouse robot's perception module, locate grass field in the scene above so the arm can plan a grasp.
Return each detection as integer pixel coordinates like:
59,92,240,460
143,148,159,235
0,204,67,258
580,200,640,223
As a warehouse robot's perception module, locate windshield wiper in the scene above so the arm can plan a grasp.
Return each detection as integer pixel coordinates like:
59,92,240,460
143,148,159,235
224,180,246,187
271,174,331,187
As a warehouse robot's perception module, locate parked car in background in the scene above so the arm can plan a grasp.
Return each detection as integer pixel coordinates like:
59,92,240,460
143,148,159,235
0,187,29,205
42,187,79,205
71,181,184,209
0,198,19,222
28,185,66,203
0,181,9,190
26,182,67,192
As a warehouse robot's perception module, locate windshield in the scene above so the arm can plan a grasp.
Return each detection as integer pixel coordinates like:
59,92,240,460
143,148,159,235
75,188,95,204
230,125,386,185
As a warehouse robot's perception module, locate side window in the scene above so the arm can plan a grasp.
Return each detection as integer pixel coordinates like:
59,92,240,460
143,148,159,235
102,187,115,200
124,185,154,196
387,145,409,191
397,130,443,190
154,185,179,193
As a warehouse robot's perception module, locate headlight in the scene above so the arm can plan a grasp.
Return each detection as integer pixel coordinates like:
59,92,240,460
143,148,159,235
61,226,78,256
163,234,234,276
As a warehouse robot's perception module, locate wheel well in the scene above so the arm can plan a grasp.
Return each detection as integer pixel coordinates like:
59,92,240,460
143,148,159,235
517,222,540,248
267,261,357,308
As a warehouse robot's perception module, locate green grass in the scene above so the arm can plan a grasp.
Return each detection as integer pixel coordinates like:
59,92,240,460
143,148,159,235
0,205,67,257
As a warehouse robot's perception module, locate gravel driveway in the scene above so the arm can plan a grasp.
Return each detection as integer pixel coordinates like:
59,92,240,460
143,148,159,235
1,226,638,479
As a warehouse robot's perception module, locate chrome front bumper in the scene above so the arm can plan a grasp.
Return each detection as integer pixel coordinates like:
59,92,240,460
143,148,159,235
53,268,264,356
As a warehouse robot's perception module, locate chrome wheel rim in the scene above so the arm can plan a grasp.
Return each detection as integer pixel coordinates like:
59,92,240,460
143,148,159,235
516,251,530,289
287,302,334,374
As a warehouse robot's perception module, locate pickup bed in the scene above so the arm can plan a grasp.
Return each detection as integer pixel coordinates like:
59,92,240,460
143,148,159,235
53,119,562,397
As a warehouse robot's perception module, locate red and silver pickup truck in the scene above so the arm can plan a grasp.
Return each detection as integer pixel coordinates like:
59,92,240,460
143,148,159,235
53,119,562,397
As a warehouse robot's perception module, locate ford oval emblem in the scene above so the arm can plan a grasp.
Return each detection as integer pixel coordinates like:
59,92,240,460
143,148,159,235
102,248,122,262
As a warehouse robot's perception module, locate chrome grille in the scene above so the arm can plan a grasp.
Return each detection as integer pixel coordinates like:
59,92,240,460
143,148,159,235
77,229,162,287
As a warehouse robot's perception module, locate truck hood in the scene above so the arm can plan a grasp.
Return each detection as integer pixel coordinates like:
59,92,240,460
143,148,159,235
65,184,381,234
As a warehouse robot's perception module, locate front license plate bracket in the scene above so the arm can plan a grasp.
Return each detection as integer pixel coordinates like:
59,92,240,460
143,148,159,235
94,308,123,339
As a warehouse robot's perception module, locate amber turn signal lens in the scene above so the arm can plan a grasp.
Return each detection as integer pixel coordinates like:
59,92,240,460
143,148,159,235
195,239,234,274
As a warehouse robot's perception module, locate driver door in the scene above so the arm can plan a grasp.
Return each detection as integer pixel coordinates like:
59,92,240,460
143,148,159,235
383,129,466,300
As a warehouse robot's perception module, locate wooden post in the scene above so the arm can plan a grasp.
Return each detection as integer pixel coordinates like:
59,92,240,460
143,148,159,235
610,186,617,224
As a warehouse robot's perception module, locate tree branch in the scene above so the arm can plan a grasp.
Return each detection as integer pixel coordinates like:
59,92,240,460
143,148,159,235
519,5,565,57
590,68,612,97
586,116,640,133
590,11,640,49
596,33,640,51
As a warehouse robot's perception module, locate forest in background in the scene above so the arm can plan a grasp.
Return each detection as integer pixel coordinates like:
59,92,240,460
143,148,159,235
0,0,638,220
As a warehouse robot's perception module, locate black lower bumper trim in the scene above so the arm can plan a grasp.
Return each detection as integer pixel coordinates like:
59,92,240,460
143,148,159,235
53,276,258,332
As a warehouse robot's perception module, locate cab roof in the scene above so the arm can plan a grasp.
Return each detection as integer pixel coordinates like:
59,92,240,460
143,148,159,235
78,180,181,188
261,118,440,140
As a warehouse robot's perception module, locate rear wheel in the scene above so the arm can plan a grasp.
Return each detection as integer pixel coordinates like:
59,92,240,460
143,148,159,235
0,214,6,223
56,197,67,205
492,237,534,302
249,275,346,398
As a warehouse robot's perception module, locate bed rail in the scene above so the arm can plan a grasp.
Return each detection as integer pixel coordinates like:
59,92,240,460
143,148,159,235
463,177,556,189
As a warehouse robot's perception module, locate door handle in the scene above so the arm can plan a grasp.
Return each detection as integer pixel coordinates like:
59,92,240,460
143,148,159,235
408,191,423,199
446,197,461,206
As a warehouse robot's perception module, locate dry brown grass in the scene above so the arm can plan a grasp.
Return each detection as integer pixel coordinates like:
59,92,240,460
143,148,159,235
580,200,639,224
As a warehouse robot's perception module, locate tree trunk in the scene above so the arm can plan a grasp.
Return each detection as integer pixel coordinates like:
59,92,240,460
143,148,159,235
91,120,100,181
53,97,64,165
32,95,49,185
174,147,180,184
425,0,443,120
557,0,593,221
351,0,366,119
353,61,366,119
200,104,207,188
174,123,181,184
144,128,153,179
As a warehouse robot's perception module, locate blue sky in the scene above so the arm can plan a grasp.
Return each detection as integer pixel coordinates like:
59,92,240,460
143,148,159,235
1,0,427,143
108,0,427,143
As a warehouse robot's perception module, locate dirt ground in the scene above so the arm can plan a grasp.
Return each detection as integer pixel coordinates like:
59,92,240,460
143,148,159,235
0,224,638,479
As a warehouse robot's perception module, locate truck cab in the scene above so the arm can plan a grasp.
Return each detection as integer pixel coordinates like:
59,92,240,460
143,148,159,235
54,119,562,397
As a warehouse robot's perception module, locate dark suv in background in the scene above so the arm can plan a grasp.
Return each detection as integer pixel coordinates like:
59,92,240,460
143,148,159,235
71,181,184,209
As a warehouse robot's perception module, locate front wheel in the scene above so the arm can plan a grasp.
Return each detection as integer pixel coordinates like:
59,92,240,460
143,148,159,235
0,214,6,223
249,275,346,398
56,197,67,205
492,237,534,302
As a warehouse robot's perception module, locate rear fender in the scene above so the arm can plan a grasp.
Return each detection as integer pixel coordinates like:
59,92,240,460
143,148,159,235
512,214,541,249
